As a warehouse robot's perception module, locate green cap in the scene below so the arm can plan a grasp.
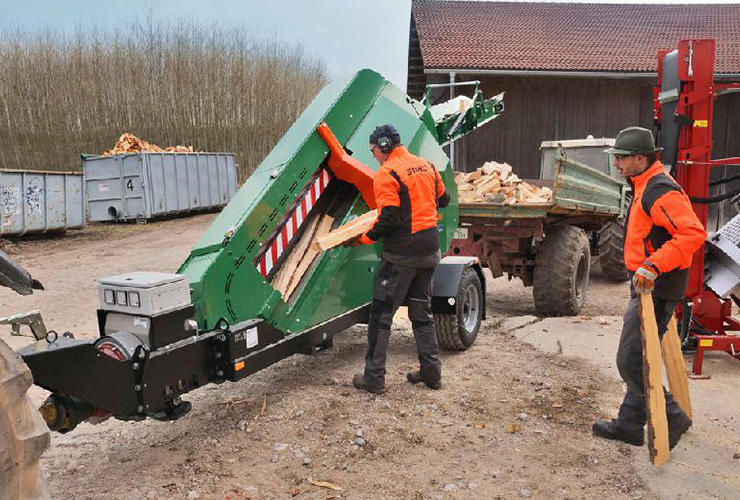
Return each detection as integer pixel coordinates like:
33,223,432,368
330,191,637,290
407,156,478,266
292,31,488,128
604,126,663,155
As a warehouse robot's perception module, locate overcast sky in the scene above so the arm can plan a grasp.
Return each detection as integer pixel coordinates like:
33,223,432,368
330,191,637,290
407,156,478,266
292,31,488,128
2,0,738,89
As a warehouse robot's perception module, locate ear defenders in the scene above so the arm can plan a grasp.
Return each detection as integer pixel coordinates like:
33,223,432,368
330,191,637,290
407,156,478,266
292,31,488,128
370,124,401,154
376,135,394,154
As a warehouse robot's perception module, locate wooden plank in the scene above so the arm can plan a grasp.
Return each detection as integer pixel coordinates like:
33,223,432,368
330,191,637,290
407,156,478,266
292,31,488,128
284,213,335,299
661,316,693,419
314,209,377,252
271,212,322,297
638,292,670,466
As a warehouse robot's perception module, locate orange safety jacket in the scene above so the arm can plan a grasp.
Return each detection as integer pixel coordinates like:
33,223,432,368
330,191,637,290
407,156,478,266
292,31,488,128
360,146,449,256
624,161,706,299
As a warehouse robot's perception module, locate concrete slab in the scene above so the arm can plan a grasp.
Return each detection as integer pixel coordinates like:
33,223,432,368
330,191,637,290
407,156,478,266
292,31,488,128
500,315,539,333
512,316,622,374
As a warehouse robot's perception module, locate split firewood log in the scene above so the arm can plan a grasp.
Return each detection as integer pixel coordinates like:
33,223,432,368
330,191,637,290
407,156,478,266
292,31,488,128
314,209,378,252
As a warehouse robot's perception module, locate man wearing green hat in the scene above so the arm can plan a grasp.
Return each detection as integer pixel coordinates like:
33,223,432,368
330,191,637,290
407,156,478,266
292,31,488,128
593,126,706,449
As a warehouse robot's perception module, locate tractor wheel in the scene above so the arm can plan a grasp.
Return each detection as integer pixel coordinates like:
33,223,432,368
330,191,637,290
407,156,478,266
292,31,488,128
598,219,630,281
0,338,50,500
533,225,590,316
435,268,483,351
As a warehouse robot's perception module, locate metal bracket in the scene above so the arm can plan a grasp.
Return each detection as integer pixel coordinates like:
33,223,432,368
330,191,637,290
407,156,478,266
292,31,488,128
132,345,149,415
0,310,48,340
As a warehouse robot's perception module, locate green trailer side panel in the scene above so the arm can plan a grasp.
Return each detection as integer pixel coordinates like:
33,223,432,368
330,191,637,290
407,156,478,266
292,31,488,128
552,153,624,215
457,203,550,219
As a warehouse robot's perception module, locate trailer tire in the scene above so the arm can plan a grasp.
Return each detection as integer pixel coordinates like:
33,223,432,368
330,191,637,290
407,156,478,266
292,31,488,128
0,338,50,500
434,268,483,351
533,225,590,316
598,219,630,281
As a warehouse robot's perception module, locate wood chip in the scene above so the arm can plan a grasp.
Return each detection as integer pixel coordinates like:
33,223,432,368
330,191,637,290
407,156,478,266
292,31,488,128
506,423,522,433
310,481,343,492
253,395,267,422
103,133,194,155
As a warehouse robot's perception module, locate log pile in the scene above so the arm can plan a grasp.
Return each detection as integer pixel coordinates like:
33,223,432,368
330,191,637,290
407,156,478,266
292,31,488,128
102,133,195,156
455,161,552,205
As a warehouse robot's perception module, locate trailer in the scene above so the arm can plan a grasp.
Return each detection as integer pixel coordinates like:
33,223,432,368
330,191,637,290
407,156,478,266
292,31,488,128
448,149,627,316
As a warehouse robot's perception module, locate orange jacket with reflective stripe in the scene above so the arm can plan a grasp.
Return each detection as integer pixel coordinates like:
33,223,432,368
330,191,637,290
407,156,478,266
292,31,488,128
624,161,706,299
362,146,448,256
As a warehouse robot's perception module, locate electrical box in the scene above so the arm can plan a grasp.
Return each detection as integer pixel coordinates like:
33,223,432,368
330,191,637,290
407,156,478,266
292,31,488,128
98,272,191,316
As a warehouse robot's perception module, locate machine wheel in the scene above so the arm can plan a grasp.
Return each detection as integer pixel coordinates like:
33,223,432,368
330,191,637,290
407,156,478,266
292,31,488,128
533,225,591,316
598,219,630,281
435,268,483,351
0,338,50,500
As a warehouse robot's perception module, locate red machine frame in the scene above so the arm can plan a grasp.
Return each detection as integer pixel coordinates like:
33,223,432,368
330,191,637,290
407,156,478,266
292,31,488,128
654,39,740,377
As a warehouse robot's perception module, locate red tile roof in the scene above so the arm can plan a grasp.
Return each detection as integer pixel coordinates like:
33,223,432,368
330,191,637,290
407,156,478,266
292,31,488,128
413,1,740,74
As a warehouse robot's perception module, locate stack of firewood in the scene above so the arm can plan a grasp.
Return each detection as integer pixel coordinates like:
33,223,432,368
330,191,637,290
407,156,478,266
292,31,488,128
102,133,195,156
455,161,552,205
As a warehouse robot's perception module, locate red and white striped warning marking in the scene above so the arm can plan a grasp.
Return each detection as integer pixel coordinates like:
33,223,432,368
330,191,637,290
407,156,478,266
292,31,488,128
256,168,332,277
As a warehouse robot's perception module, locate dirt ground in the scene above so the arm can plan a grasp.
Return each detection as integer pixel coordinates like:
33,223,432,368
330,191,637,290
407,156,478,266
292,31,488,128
1,215,657,500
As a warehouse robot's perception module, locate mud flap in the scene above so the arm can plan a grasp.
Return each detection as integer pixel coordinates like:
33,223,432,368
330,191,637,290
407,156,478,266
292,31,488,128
431,256,486,318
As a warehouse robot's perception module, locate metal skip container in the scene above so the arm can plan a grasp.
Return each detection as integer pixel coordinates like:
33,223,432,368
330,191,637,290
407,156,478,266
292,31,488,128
83,152,238,222
0,170,85,235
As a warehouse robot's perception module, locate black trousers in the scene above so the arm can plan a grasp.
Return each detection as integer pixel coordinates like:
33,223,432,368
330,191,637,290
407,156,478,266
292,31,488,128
615,295,684,428
363,258,442,388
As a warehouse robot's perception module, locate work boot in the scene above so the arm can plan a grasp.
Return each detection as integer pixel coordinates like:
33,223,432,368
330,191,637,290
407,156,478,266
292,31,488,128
352,374,385,395
668,412,692,450
592,419,644,446
406,371,442,390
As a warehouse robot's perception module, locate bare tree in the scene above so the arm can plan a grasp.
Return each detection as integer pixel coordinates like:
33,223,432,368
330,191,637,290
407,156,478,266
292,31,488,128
0,22,329,181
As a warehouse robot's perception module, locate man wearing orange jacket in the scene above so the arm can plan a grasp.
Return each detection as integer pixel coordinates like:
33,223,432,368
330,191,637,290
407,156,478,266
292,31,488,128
593,126,706,449
349,124,450,395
